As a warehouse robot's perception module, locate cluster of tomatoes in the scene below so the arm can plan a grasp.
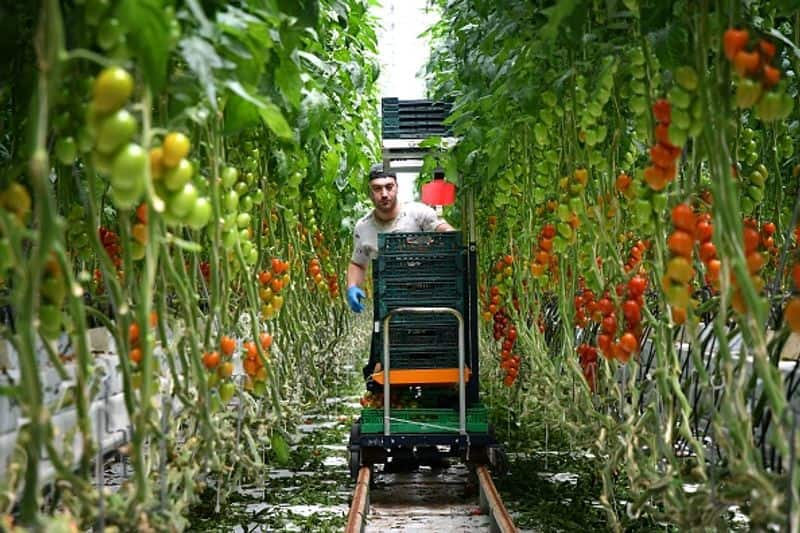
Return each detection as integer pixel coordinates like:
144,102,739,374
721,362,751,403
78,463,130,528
529,224,557,279
739,164,769,214
667,65,704,149
488,301,520,386
203,335,236,403
258,258,290,320
614,171,634,199
149,132,210,230
0,182,31,285
576,343,598,392
724,29,793,121
199,261,211,283
242,332,272,396
577,275,647,363
39,257,67,340
663,204,703,323
644,99,682,191
128,311,157,366
731,219,769,314
98,226,122,269
130,203,148,261
624,240,649,274
487,215,498,232
86,66,146,209
784,264,800,333
306,257,339,298
695,212,721,291
554,169,586,242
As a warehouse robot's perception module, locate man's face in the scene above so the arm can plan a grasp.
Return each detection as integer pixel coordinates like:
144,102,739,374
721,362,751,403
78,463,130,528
368,176,398,215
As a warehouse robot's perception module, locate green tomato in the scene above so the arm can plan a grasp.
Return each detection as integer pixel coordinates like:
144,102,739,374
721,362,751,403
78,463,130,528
220,382,236,403
557,203,570,222
168,182,198,219
222,230,238,250
163,158,193,192
557,222,573,239
239,228,250,242
221,166,238,189
674,66,698,91
186,197,212,230
667,124,688,147
92,65,133,114
207,372,220,389
223,213,237,231
113,184,145,210
671,108,691,130
630,96,647,115
736,78,763,109
234,181,248,197
749,170,766,186
239,195,253,213
747,185,764,202
95,109,137,155
41,276,66,305
253,380,267,396
55,136,77,165
251,189,264,205
39,303,62,340
246,247,258,265
236,212,251,229
223,190,239,212
110,143,147,192
130,241,145,261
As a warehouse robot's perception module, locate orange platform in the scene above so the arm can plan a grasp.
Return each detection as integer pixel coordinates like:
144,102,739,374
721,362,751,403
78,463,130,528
371,367,472,385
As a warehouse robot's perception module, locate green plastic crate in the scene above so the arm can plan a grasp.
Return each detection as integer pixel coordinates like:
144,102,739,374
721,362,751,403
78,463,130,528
360,406,488,434
377,232,462,253
381,315,459,368
376,251,465,280
376,278,465,319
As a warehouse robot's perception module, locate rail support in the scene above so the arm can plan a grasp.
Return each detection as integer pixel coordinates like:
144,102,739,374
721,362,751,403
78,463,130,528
345,466,371,533
476,465,517,533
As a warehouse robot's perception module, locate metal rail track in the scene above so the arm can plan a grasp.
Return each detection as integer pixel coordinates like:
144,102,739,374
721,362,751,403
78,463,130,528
345,464,517,533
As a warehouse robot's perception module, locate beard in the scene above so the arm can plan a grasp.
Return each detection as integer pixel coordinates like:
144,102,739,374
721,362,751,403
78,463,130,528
374,196,397,215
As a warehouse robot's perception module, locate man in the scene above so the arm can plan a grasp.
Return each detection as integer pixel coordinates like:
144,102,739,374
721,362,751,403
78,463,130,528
346,163,454,313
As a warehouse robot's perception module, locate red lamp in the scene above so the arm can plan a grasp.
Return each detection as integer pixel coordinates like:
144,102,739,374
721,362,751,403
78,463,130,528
421,170,456,206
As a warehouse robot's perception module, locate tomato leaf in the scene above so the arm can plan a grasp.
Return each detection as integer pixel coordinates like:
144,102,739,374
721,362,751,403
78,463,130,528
259,103,295,142
117,0,170,93
180,36,230,110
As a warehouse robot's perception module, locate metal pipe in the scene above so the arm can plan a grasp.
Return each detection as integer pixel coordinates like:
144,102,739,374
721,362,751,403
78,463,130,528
382,306,466,436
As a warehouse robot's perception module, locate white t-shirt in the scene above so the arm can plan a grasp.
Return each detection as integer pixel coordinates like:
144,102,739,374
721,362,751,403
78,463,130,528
350,202,445,266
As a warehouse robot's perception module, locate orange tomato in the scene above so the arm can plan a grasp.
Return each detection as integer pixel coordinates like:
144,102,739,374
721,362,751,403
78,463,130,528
671,204,696,233
259,332,273,350
668,230,695,258
220,335,236,356
128,322,140,345
202,351,220,370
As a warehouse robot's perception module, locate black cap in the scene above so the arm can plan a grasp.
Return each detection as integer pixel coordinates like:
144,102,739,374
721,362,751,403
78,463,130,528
369,163,396,181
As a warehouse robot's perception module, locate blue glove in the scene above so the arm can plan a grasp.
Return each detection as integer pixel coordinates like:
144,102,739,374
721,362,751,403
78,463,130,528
347,286,366,313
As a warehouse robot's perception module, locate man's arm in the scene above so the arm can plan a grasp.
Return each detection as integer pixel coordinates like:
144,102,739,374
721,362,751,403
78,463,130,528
347,261,366,288
435,221,455,232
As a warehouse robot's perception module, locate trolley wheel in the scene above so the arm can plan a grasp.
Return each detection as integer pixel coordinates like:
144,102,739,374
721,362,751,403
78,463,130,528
348,419,362,480
349,448,362,480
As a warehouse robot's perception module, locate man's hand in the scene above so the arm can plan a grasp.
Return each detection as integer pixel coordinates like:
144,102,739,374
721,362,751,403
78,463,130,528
346,286,366,313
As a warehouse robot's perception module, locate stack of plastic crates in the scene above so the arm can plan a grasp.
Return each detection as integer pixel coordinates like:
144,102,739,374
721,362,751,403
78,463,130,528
372,232,466,371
